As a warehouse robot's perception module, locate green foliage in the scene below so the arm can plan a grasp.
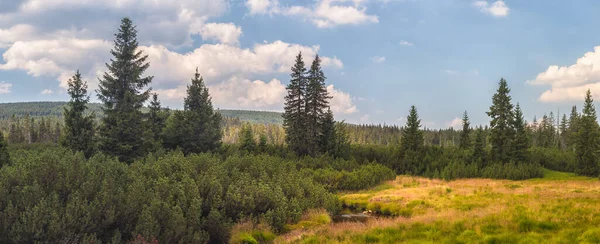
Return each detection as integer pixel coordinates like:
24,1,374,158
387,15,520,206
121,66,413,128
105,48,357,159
305,55,331,156
60,71,96,158
283,52,309,156
487,78,514,163
459,111,471,149
0,131,9,167
0,148,338,243
146,93,168,150
307,164,396,191
163,69,222,155
97,18,153,163
511,104,529,163
240,124,257,152
575,89,600,177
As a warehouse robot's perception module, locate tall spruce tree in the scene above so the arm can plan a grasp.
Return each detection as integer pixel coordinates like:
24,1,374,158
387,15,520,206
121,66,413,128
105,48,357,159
163,69,222,154
0,131,9,167
575,89,600,177
61,71,96,158
487,78,514,163
511,104,529,163
283,52,309,155
459,111,472,149
306,54,331,155
97,18,153,162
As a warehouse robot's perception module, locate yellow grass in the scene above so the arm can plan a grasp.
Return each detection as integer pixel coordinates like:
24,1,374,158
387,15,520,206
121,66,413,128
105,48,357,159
275,172,600,243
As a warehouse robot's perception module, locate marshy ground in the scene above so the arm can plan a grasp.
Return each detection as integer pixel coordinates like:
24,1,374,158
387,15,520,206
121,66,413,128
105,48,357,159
275,169,600,243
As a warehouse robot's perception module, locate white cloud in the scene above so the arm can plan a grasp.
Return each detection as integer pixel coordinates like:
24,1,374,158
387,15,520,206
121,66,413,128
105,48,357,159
370,56,386,63
245,0,379,28
448,117,462,129
399,40,413,46
0,82,12,94
473,1,509,17
199,22,242,45
41,89,54,95
327,84,358,114
529,46,600,102
0,39,111,89
246,0,276,15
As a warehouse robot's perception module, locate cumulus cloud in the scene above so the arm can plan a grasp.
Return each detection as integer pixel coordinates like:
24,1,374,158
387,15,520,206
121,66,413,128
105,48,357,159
448,117,462,129
0,0,230,47
0,82,12,94
41,89,54,95
528,46,600,102
245,0,378,28
473,1,509,17
327,84,358,114
199,22,242,45
370,56,386,63
0,0,359,112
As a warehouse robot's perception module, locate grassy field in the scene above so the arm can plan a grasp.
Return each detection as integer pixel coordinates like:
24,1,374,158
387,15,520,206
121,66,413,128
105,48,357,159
275,170,600,244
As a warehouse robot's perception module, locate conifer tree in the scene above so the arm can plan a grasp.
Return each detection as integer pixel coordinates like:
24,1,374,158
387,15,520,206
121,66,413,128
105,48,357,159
283,52,309,155
319,108,336,154
239,125,256,153
472,126,487,167
559,114,568,150
511,104,529,163
148,93,167,144
575,89,600,176
401,105,424,152
568,106,580,149
487,78,514,163
459,111,471,149
97,18,153,162
530,116,539,147
0,131,9,167
258,134,268,153
305,54,331,155
332,121,351,159
61,71,96,158
163,69,222,154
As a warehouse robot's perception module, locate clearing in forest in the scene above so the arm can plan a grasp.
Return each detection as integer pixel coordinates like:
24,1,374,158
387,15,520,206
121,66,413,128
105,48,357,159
277,169,600,243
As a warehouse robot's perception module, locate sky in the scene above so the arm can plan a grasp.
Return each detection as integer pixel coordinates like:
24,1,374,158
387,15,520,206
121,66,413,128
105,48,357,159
1,0,600,128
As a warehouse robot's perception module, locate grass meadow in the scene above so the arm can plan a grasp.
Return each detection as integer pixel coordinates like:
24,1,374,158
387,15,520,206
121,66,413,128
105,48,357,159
273,169,600,244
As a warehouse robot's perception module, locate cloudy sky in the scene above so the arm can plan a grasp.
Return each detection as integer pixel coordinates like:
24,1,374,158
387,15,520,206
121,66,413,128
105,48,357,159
1,0,600,128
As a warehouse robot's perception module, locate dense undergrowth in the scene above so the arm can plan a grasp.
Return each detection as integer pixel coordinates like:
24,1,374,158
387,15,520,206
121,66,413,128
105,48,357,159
0,147,398,243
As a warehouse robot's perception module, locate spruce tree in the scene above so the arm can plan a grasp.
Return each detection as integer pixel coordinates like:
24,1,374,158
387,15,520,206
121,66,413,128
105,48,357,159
459,111,471,149
97,17,153,162
401,106,424,152
568,106,580,149
332,121,351,159
559,114,568,150
163,69,222,154
511,104,529,163
319,108,336,155
148,93,167,145
472,126,487,167
530,116,539,147
239,125,256,153
61,71,96,158
400,106,424,174
575,89,600,177
283,52,309,155
306,54,331,155
0,131,9,167
487,78,514,163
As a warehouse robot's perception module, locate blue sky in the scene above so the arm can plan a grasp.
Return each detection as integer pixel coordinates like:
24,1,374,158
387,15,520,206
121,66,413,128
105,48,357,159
1,0,600,128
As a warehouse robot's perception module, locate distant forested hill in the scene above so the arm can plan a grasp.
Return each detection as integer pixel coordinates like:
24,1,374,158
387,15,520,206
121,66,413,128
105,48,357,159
0,101,283,124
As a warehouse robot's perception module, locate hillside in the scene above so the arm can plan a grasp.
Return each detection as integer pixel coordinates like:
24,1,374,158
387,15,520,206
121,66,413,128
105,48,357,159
0,101,283,124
